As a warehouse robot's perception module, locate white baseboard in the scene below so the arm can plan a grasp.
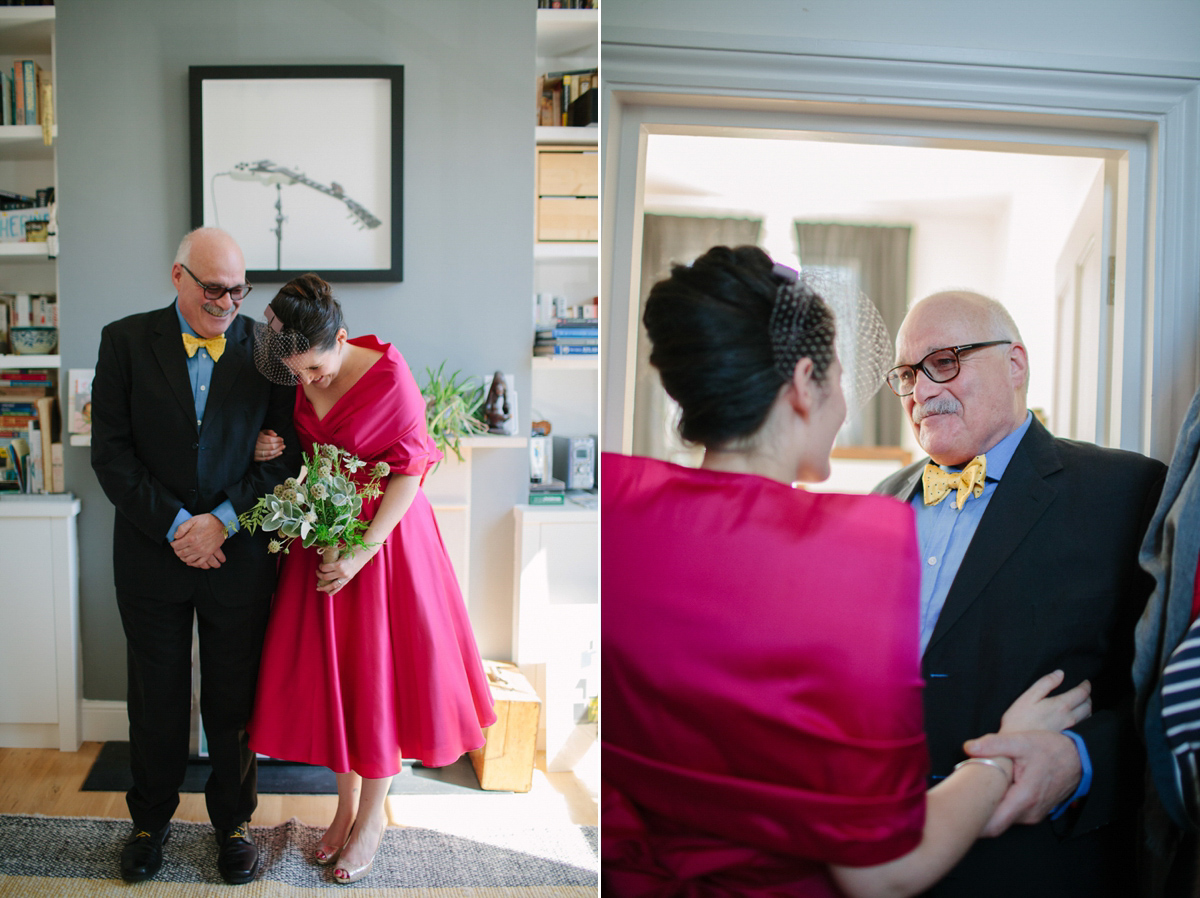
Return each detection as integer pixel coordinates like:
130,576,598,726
82,700,128,743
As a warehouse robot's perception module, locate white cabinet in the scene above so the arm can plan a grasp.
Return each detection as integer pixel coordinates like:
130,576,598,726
0,494,81,750
511,503,597,772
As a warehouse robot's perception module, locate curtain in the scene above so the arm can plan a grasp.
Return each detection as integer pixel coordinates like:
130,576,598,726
632,214,763,463
794,222,911,448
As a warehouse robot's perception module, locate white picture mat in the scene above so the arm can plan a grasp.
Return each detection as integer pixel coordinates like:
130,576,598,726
200,78,392,272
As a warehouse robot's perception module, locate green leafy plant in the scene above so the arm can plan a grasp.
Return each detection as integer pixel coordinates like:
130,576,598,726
420,362,487,465
237,443,388,559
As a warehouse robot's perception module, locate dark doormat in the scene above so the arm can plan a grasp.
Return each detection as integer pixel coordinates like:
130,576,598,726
81,741,494,795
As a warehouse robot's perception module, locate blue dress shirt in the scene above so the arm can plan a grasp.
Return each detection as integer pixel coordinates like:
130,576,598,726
911,412,1091,816
167,303,238,541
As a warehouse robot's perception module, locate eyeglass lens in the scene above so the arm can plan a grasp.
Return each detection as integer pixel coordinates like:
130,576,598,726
888,348,961,395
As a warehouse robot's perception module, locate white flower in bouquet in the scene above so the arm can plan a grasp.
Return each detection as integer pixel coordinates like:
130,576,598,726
238,443,390,558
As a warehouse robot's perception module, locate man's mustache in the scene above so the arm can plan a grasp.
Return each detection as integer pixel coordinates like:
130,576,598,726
912,396,962,423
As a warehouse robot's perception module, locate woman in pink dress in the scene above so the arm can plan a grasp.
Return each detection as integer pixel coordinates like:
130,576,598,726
247,273,495,884
602,246,1091,896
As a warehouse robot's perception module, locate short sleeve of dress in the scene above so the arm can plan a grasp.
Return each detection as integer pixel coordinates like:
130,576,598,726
351,345,444,479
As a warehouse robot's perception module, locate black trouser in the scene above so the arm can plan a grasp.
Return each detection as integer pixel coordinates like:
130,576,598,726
117,579,271,832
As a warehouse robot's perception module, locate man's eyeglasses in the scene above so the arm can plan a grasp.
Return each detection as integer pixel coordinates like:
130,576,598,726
180,263,253,302
886,341,1013,397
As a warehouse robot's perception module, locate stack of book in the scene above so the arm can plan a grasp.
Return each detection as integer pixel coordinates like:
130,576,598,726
536,68,598,127
0,369,61,493
529,477,567,506
1,58,51,127
534,317,598,357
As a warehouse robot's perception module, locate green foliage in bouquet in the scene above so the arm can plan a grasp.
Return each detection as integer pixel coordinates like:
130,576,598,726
238,443,390,556
420,362,487,465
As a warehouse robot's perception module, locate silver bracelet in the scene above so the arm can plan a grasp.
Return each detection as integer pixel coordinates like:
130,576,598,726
953,757,1011,781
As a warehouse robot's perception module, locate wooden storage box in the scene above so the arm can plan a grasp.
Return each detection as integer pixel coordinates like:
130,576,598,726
537,197,598,242
469,661,542,792
538,147,599,196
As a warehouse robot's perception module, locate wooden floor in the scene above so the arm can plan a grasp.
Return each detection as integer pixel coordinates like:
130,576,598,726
0,742,597,835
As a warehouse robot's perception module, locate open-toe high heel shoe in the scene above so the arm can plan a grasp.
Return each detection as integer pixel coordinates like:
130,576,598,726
315,832,349,866
333,823,386,884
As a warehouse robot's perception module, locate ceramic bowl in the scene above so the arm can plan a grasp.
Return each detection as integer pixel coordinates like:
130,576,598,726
9,326,58,355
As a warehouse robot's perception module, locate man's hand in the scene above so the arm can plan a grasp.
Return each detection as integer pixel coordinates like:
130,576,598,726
962,730,1082,837
171,513,229,567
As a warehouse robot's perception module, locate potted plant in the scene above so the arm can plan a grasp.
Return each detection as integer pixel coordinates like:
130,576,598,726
419,362,487,466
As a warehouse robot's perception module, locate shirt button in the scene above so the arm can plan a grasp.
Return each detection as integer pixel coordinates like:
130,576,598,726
200,385,206,391
927,556,938,565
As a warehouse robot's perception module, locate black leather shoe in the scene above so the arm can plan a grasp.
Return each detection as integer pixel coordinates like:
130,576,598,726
120,822,170,883
215,823,259,885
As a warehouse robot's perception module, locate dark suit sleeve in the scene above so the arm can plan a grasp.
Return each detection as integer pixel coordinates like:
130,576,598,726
218,381,301,516
1059,463,1167,838
90,322,185,543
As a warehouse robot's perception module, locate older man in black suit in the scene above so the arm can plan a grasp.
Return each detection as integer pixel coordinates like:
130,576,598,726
873,290,1164,897
91,227,299,885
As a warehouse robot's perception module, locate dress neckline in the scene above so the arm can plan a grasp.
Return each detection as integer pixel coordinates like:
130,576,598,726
302,336,390,423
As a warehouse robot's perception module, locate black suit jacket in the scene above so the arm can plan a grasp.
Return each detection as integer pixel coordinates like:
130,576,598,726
875,417,1165,897
91,302,300,602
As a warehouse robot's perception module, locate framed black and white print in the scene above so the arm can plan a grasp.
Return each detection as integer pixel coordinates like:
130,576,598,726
189,65,403,282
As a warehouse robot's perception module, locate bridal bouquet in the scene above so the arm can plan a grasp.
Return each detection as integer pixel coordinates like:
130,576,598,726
238,442,391,560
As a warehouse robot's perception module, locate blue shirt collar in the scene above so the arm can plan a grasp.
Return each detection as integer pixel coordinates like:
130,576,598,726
174,299,198,337
936,410,1033,482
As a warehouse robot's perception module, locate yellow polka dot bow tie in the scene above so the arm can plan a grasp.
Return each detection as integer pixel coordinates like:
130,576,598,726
922,455,987,509
181,333,226,363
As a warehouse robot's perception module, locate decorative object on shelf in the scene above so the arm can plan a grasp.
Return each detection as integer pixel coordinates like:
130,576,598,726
418,362,486,465
68,368,93,436
236,442,386,559
9,325,56,355
189,65,404,282
484,370,512,434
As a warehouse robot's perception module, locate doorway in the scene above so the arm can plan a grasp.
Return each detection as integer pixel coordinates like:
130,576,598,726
634,133,1110,468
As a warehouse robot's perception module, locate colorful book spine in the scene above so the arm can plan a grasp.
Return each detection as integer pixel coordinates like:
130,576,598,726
553,344,598,355
22,60,38,125
552,327,597,338
12,63,23,127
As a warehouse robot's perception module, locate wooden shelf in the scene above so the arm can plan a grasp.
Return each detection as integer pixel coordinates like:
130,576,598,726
534,241,598,260
0,241,51,260
532,355,597,371
461,434,528,449
0,353,57,367
535,125,598,146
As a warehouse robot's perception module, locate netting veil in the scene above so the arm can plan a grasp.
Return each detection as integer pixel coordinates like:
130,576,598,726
252,304,310,386
769,263,893,413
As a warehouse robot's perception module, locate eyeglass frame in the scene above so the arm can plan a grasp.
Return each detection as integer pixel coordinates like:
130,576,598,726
886,340,1014,397
179,263,253,302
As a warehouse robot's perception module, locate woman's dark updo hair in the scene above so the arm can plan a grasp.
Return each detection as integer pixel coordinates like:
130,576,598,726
642,245,836,448
268,272,345,352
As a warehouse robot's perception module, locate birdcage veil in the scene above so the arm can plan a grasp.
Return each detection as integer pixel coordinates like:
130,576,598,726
252,305,310,386
770,263,893,412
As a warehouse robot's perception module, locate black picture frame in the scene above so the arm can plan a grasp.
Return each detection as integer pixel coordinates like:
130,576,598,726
189,65,403,283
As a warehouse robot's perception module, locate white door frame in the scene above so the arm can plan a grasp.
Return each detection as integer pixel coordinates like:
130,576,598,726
600,32,1200,461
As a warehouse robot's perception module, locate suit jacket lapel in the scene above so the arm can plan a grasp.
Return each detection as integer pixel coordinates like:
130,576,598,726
202,319,249,435
150,303,199,432
924,419,1062,654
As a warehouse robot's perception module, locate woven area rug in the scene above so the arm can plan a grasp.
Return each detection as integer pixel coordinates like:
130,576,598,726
0,814,597,897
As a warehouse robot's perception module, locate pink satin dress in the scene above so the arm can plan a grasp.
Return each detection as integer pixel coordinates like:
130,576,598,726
602,453,929,896
248,336,496,777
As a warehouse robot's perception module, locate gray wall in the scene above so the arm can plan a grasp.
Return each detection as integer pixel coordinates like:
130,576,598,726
57,0,535,700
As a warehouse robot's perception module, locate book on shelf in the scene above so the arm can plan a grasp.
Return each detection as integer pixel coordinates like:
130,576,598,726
1,71,11,128
21,60,42,126
537,1,598,9
553,344,597,355
13,61,23,127
537,69,598,127
6,435,28,492
551,326,597,338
